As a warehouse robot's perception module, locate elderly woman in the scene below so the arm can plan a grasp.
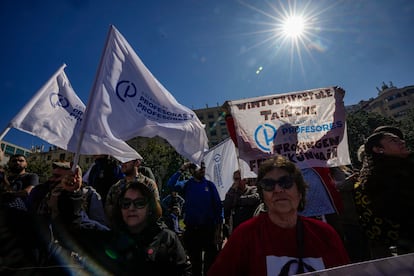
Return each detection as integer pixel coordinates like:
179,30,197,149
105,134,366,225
208,155,349,276
358,131,414,256
102,180,191,276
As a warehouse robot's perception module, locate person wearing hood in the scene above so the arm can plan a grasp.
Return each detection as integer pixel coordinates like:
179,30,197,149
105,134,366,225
99,180,191,275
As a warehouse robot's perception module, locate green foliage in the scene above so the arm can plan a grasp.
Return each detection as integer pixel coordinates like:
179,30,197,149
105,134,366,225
346,110,398,167
128,137,185,198
398,108,414,152
26,158,51,183
347,109,414,167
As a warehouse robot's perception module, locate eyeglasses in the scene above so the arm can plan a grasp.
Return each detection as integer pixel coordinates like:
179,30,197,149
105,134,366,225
120,198,148,209
258,176,294,192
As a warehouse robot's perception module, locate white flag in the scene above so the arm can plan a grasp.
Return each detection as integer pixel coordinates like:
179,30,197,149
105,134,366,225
82,25,209,164
7,64,141,162
204,138,239,200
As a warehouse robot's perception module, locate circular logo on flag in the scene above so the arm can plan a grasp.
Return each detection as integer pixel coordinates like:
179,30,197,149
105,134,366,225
49,93,69,109
254,123,277,152
116,80,137,102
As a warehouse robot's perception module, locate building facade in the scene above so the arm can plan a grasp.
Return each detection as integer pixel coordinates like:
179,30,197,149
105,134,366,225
348,83,414,121
27,145,94,170
0,141,32,165
193,105,229,147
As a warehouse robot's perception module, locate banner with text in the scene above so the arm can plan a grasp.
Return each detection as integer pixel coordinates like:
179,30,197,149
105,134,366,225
228,86,351,171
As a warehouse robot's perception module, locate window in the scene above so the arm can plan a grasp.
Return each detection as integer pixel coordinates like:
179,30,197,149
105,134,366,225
385,93,402,102
5,145,15,155
388,101,407,110
59,153,66,161
393,111,407,118
405,88,414,95
369,101,381,109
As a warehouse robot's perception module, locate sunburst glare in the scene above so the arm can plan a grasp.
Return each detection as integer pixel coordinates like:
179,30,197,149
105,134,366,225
237,0,337,79
282,15,306,38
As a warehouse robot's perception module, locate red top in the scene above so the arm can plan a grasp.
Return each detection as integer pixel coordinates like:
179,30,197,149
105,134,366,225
208,213,349,276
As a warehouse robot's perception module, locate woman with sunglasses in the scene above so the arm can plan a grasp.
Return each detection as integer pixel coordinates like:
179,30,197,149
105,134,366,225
208,155,349,276
100,180,191,275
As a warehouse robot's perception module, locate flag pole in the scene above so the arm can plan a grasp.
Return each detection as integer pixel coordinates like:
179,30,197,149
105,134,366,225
72,25,114,170
0,64,67,143
0,126,11,141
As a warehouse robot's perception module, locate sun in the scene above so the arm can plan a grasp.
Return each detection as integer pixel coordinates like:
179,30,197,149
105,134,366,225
236,0,340,82
237,0,334,79
282,15,306,39
237,1,321,50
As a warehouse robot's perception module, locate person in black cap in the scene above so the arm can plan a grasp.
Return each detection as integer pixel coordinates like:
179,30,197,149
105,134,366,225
357,130,414,257
85,155,123,206
373,125,404,139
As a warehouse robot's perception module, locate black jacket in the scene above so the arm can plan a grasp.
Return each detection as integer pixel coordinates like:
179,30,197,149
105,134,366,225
364,154,414,242
96,220,191,276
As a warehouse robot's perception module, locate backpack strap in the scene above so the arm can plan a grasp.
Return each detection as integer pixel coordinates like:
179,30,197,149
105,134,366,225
295,217,315,274
296,216,305,273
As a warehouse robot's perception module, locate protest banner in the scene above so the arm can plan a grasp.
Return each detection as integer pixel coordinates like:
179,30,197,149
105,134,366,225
227,86,351,174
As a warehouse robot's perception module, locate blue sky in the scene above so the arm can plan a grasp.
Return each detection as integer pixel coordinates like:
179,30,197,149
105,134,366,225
1,0,414,150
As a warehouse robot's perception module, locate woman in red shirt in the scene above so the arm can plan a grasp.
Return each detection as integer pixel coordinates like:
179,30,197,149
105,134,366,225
208,155,349,276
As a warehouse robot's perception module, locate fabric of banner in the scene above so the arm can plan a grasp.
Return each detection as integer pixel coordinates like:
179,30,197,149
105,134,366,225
204,138,239,200
9,64,141,162
83,25,208,164
228,86,351,171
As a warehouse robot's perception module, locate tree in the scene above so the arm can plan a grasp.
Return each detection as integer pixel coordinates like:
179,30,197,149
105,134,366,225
128,137,185,197
346,110,398,167
26,158,51,183
398,108,414,152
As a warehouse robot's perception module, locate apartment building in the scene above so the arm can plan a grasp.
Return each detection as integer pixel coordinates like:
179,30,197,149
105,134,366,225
27,145,94,170
0,141,31,165
193,105,229,147
348,83,414,120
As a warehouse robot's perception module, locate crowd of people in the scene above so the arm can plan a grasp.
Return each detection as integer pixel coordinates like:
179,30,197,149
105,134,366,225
0,124,414,275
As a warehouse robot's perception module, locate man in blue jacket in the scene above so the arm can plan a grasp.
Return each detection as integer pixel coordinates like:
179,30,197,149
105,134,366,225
168,161,223,276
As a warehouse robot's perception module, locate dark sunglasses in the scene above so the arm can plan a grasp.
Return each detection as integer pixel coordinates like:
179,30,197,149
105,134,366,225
120,198,148,209
258,176,294,192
